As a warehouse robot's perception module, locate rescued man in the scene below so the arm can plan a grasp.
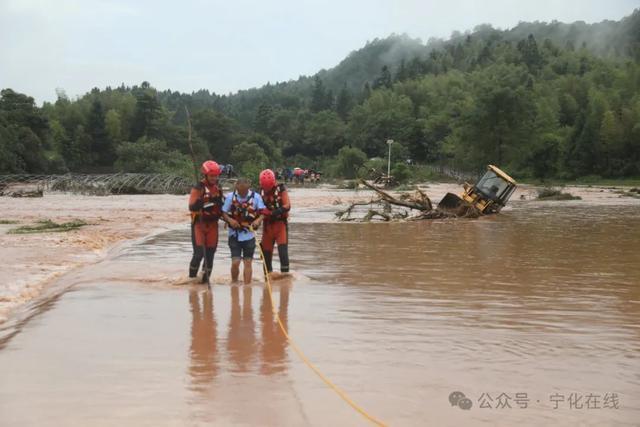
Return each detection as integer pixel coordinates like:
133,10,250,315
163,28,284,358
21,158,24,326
222,177,265,284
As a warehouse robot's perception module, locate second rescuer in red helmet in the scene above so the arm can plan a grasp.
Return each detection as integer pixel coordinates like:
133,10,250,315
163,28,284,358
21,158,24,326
188,160,224,282
259,169,291,275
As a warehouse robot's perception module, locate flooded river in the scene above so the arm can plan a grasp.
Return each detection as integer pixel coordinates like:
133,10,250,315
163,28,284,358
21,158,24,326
0,199,639,426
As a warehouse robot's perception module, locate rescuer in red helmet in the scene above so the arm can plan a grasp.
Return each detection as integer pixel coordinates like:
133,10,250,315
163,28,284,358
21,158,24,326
258,168,291,276
188,160,224,283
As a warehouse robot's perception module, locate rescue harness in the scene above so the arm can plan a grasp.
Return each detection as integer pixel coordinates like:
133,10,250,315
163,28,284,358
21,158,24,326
229,190,258,227
261,184,289,221
192,180,224,223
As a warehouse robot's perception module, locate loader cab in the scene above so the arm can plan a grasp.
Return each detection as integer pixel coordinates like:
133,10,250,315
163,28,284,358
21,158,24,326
476,165,517,205
463,165,517,213
437,164,517,215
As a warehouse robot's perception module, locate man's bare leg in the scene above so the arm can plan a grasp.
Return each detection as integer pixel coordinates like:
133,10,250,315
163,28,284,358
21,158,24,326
231,258,241,282
243,259,252,284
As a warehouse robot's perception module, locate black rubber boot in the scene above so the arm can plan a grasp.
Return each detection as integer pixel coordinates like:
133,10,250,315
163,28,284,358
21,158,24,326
190,246,204,278
278,244,289,273
262,247,273,273
189,266,199,278
201,248,215,283
201,271,210,283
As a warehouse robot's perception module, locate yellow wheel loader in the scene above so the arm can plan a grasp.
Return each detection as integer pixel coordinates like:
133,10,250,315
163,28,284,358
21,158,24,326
437,165,517,214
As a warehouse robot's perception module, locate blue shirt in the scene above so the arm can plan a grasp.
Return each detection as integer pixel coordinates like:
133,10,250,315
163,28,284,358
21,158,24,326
222,190,266,241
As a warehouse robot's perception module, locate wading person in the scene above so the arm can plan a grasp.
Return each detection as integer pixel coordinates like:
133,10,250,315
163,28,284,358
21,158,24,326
188,160,224,283
222,178,265,284
258,169,290,276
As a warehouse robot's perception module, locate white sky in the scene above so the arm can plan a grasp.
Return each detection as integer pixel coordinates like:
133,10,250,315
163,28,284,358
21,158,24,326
0,0,637,104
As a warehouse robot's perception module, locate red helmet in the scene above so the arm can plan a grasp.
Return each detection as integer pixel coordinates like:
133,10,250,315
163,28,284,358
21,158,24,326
259,169,277,190
201,160,221,176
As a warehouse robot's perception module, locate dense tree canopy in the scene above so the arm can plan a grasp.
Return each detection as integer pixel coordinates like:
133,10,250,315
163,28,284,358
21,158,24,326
1,10,639,180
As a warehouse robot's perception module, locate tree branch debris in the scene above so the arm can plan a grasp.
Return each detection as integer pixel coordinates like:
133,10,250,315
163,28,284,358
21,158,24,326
335,179,480,222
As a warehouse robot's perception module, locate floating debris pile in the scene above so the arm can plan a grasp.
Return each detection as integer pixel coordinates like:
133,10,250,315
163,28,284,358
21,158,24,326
335,180,481,222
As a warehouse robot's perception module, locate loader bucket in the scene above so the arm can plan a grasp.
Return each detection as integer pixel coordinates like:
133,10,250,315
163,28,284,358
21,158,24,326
437,192,464,211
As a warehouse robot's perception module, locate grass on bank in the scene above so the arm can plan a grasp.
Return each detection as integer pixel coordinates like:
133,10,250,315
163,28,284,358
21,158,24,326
536,187,582,201
615,187,640,198
0,219,19,225
8,219,88,234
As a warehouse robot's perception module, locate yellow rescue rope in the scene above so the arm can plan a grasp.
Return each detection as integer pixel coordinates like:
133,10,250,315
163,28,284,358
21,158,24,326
251,226,387,427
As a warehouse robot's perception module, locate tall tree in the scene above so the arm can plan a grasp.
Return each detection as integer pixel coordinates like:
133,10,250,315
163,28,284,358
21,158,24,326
360,82,372,103
336,84,354,121
0,89,49,140
394,59,409,82
310,76,327,113
192,109,238,162
87,99,114,166
254,103,274,135
130,83,162,140
105,109,122,142
373,65,393,89
599,110,624,175
325,89,335,111
304,110,345,157
518,34,543,72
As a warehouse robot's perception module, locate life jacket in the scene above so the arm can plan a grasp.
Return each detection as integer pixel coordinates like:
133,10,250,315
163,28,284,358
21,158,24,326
261,184,289,221
229,190,258,227
192,180,224,222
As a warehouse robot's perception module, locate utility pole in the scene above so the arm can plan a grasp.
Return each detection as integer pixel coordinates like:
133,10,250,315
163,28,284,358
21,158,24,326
386,139,394,176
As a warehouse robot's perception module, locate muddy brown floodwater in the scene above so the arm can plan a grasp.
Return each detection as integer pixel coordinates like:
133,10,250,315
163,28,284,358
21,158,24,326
0,196,639,426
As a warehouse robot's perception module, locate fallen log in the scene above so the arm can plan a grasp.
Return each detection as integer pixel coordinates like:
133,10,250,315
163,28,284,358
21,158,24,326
335,199,381,221
362,210,392,222
359,179,431,211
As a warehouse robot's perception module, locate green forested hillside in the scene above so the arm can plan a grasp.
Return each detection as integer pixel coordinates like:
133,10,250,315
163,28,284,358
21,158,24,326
1,10,639,181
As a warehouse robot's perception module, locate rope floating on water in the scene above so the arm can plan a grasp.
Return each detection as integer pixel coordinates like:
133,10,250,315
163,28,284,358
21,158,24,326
251,226,387,427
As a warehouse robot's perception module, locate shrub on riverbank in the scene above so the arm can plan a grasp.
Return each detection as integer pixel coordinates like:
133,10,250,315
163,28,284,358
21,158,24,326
537,187,581,201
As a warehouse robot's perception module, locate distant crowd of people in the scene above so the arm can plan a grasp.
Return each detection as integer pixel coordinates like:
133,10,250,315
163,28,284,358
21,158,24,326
215,164,321,185
219,164,236,178
275,167,322,185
